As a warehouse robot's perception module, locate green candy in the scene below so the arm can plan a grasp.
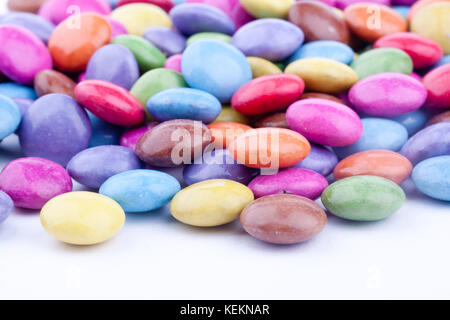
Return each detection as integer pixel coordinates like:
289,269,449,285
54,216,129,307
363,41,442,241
351,48,413,80
112,35,166,73
186,32,232,46
321,176,406,221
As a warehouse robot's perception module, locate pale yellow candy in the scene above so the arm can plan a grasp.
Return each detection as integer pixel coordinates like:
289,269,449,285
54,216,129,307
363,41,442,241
111,3,172,36
333,8,344,19
247,56,283,78
170,180,254,227
240,0,294,18
285,57,358,94
40,192,125,245
214,106,250,124
411,3,450,54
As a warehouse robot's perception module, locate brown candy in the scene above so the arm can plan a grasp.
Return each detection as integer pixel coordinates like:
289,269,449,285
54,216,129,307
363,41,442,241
300,92,344,104
7,0,48,13
240,194,327,245
288,1,350,44
428,111,450,126
34,69,77,98
253,113,289,129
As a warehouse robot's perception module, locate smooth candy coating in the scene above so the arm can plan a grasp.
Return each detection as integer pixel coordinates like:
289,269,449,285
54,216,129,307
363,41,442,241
0,12,55,43
412,156,450,201
8,0,48,13
0,25,52,85
182,40,252,103
143,27,186,56
400,123,450,165
348,73,427,117
351,48,413,80
292,144,338,177
106,17,127,38
75,80,145,126
208,122,252,149
286,99,363,147
231,74,305,116
187,32,232,46
214,106,250,124
117,0,174,12
120,122,158,151
85,44,139,90
136,119,212,167
0,95,21,140
87,116,122,147
232,18,304,62
170,179,254,227
0,191,13,224
0,157,72,209
334,150,412,184
407,0,450,21
185,0,232,15
183,149,255,185
336,0,391,9
334,118,408,159
19,94,91,166
391,109,428,136
43,0,111,25
285,58,358,94
147,88,222,123
288,40,354,65
300,92,344,104
248,168,328,200
40,191,125,245
67,145,141,189
170,3,235,36
240,194,327,244
48,13,111,72
254,113,289,129
110,3,172,36
428,111,450,126
12,98,33,117
34,69,76,98
164,54,182,73
422,64,450,109
246,57,282,78
100,169,180,212
0,83,37,100
240,0,293,18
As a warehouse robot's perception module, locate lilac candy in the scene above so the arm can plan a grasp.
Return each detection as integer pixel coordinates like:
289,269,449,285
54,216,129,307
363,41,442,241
143,27,187,56
0,191,13,224
292,143,338,177
12,98,33,117
0,12,55,43
19,94,92,167
120,122,159,151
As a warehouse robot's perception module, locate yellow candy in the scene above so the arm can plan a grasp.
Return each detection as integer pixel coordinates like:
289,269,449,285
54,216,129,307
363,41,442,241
247,56,283,78
170,180,254,227
110,3,172,36
214,106,250,124
40,192,125,245
240,0,294,18
411,3,450,54
285,57,358,94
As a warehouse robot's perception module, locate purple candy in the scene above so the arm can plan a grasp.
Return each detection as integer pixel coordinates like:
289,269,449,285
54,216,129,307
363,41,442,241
164,54,182,73
120,122,159,151
143,27,187,56
0,12,55,43
335,0,391,9
12,98,33,116
292,143,338,176
392,0,417,5
0,191,13,224
19,94,92,167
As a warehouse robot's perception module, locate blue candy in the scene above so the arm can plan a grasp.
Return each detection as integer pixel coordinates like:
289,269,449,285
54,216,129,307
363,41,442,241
288,40,354,65
392,6,410,19
412,156,450,201
0,95,21,140
0,82,37,99
390,109,428,136
87,111,123,147
433,55,450,68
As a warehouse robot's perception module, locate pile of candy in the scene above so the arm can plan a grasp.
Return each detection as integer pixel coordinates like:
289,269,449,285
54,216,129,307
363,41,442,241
0,0,449,246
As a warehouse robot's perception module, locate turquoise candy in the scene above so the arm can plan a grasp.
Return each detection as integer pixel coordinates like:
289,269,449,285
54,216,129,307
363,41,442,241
412,156,450,201
321,175,406,221
147,88,222,123
0,95,21,140
288,40,354,65
181,40,252,103
0,82,37,99
99,169,181,212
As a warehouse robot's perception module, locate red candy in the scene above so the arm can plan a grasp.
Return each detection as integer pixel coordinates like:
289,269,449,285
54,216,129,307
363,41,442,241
75,80,146,126
422,64,450,109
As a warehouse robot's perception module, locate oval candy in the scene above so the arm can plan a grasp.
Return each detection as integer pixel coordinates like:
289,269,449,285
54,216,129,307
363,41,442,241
0,191,13,224
187,32,232,46
214,106,250,124
292,143,338,177
0,11,55,43
87,111,124,147
422,64,450,109
120,122,158,151
412,156,450,201
428,111,450,126
164,54,182,73
0,95,21,140
143,27,186,56
253,113,289,129
240,0,294,18
208,122,252,149
288,40,354,65
246,57,282,78
0,82,37,100
34,69,76,98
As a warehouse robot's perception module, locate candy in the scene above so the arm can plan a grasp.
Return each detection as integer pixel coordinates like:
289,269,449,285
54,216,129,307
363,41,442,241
286,99,363,147
106,17,127,38
408,0,450,21
232,19,304,61
181,40,252,103
117,0,174,12
40,191,125,245
87,111,123,147
422,64,450,109
7,0,48,13
240,0,294,19
0,191,13,224
334,150,412,184
187,32,232,46
390,109,428,136
143,27,186,56
254,113,289,129
288,40,354,65
348,73,427,117
248,168,328,200
240,194,327,244
285,58,358,94
19,94,91,166
12,98,33,117
0,25,52,85
336,0,390,9
85,44,139,90
231,74,305,116
292,144,338,177
246,57,282,78
412,156,450,201
0,157,72,209
0,12,55,43
136,119,212,167
0,95,21,140
170,179,254,227
0,83,37,100
147,88,222,123
110,3,171,36
34,69,76,98
120,122,158,151
351,48,413,80
428,111,450,126
185,0,232,15
322,176,406,221
67,146,141,189
164,54,182,73
99,169,180,212
300,92,344,104
44,0,111,25
48,13,111,72
214,106,250,124
208,122,252,149
75,80,145,126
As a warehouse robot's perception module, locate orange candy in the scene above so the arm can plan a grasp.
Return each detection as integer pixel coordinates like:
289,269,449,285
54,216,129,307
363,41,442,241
333,150,413,184
208,122,252,149
227,128,310,169
408,0,450,21
48,13,111,72
344,4,407,42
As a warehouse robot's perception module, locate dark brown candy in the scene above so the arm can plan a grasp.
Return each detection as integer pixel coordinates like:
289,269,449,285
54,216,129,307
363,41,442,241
34,69,77,98
253,113,289,129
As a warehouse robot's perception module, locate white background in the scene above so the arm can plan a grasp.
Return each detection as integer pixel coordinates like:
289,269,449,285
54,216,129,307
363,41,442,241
1,2,450,300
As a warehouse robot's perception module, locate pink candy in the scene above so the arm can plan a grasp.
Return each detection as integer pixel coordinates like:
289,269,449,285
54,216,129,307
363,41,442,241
39,0,111,25
164,54,183,73
120,122,159,151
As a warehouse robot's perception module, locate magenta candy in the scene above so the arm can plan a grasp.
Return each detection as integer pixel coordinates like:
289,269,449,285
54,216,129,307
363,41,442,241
78,72,86,83
0,157,73,210
286,98,363,147
0,25,52,85
335,0,390,9
248,168,329,200
164,54,182,73
120,122,159,151
229,1,254,29
410,72,421,81
37,1,53,21
44,0,111,25
106,17,128,38
185,0,233,16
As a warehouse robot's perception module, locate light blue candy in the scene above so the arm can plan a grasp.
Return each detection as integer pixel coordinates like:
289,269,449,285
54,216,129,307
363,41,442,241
99,169,181,212
287,40,354,65
181,40,252,103
392,6,410,19
390,109,428,136
87,111,123,147
433,55,450,68
0,95,21,140
334,118,408,159
147,88,222,123
0,82,37,100
412,156,450,201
